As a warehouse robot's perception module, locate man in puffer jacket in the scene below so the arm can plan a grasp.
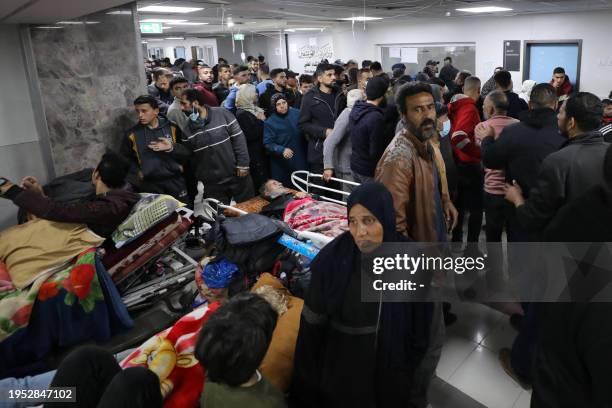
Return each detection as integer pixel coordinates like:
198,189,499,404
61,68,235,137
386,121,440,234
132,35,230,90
447,76,483,250
122,95,189,203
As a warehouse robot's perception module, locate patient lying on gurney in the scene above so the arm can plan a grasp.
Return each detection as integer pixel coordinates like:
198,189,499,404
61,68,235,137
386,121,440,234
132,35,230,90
259,179,348,237
0,152,140,239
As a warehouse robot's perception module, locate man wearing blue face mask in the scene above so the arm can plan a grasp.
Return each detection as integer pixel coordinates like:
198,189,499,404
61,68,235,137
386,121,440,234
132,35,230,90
434,104,458,204
150,88,253,205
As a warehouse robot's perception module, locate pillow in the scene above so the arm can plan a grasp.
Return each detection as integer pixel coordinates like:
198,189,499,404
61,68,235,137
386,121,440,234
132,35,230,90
0,219,105,289
112,193,184,248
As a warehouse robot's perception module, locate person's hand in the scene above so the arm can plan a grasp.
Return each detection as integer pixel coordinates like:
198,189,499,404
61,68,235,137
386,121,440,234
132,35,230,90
325,128,333,138
474,122,495,142
322,169,334,182
294,192,309,199
148,138,173,152
504,180,525,207
283,148,294,159
137,171,144,181
237,168,249,178
21,176,44,195
444,201,459,232
0,178,14,195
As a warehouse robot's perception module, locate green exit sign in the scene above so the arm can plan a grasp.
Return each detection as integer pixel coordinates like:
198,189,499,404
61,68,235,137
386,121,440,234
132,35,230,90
233,33,245,41
140,22,163,34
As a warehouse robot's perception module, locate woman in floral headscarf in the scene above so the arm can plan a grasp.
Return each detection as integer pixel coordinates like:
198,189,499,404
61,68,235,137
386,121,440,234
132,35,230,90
235,84,270,192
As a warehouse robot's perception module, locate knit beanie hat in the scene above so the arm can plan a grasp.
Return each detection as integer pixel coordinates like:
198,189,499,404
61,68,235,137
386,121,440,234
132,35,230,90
365,76,389,100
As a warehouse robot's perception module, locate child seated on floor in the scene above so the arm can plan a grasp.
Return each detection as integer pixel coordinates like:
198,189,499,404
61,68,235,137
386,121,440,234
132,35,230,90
195,292,287,408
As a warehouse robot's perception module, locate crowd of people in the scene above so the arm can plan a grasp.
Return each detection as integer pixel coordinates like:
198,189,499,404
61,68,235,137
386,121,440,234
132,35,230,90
1,51,612,408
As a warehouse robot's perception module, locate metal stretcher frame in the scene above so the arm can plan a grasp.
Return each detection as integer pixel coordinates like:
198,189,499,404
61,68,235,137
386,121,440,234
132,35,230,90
202,198,334,248
290,171,360,206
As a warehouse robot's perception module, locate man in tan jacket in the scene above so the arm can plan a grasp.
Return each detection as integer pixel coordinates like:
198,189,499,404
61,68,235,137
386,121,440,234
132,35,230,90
375,82,457,242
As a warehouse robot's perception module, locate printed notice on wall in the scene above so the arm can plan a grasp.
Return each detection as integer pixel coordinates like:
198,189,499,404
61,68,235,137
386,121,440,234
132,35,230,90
401,47,418,63
309,37,317,46
389,47,401,59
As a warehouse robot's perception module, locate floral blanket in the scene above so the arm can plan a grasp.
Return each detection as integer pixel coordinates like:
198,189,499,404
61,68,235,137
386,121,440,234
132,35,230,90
283,197,348,238
0,249,133,378
121,302,220,408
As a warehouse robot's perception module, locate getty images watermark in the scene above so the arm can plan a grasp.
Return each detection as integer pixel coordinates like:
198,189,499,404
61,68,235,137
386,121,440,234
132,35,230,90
360,242,612,303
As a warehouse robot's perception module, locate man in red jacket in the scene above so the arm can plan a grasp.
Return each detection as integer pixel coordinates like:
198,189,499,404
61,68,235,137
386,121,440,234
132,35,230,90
192,64,220,107
448,75,483,254
550,67,573,104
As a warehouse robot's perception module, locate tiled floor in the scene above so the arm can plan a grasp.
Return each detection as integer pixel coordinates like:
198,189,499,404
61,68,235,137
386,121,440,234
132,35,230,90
437,301,532,408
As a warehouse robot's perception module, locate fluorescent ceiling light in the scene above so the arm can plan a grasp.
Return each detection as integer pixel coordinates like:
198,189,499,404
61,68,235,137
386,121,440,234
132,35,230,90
35,26,63,29
227,21,235,27
57,21,99,24
137,6,203,13
165,37,184,40
456,6,513,13
140,19,187,23
106,10,132,15
167,22,209,26
339,16,382,21
293,27,323,31
141,40,148,43
147,38,164,41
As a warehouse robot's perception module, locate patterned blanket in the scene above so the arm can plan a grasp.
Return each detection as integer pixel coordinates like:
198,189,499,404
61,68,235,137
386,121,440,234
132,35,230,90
283,197,348,238
0,249,133,378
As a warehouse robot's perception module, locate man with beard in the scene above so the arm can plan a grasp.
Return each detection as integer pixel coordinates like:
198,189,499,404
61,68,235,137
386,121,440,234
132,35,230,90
192,64,220,106
259,68,296,117
349,76,390,183
147,68,173,114
375,82,447,242
213,63,232,104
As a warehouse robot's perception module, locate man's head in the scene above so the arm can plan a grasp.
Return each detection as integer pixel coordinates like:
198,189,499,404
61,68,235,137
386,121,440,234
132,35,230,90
93,151,130,193
333,64,345,84
529,83,558,110
396,82,437,142
197,65,214,84
249,58,260,73
552,67,567,88
233,65,250,85
463,76,481,101
369,61,383,76
270,68,287,88
362,59,372,69
152,68,172,91
133,95,159,126
483,90,509,120
195,292,277,387
299,74,314,94
365,76,389,105
218,64,232,83
493,70,513,92
258,64,270,81
602,99,612,118
455,70,472,87
258,55,265,64
444,57,452,66
357,68,373,91
426,60,439,73
260,179,290,200
218,57,228,65
169,76,189,98
315,63,336,89
558,92,603,138
286,70,298,89
180,88,207,113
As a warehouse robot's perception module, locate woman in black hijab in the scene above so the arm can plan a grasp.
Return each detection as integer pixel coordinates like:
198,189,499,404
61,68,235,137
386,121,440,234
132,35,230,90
290,182,432,408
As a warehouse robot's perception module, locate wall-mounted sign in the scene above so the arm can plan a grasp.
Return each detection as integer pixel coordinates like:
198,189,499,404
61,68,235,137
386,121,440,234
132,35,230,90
233,33,245,41
504,40,521,72
140,22,163,34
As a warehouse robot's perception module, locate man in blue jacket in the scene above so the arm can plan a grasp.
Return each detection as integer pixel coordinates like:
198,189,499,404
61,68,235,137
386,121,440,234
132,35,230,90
349,76,390,183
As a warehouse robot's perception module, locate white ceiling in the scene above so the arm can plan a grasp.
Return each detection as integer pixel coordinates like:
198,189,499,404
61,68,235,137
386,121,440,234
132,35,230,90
3,0,612,35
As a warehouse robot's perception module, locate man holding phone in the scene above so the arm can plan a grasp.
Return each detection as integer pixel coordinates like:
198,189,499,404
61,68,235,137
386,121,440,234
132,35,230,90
121,94,190,203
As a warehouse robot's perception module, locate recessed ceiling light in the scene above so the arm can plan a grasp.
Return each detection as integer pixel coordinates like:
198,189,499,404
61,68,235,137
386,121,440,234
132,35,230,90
137,6,203,13
455,6,513,13
165,37,184,40
140,19,187,23
339,16,383,21
57,21,99,24
227,21,235,27
167,22,209,26
106,10,132,15
284,29,295,32
35,26,63,29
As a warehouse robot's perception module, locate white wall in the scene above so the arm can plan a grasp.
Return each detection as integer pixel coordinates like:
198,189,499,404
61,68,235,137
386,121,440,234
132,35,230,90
147,37,218,64
216,33,288,68
0,24,49,229
328,11,612,98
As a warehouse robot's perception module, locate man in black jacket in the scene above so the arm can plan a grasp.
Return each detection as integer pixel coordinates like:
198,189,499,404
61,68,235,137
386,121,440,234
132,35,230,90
493,70,528,119
439,57,459,90
122,95,189,203
476,83,565,241
349,76,389,183
259,68,296,117
298,63,346,195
